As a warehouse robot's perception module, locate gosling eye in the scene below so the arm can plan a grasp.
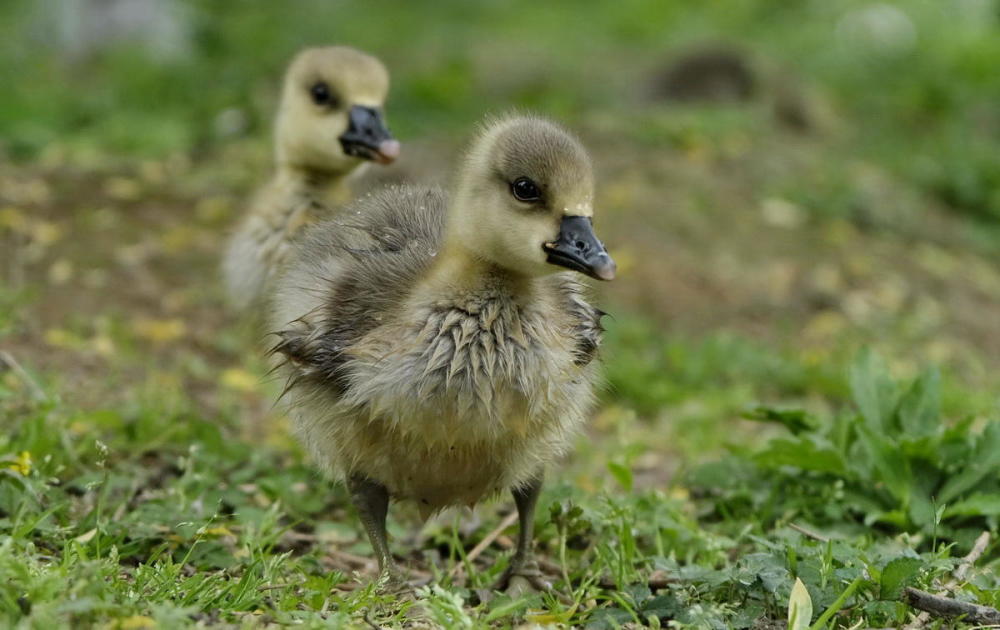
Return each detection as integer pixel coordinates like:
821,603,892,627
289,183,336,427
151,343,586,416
510,177,542,203
309,81,340,108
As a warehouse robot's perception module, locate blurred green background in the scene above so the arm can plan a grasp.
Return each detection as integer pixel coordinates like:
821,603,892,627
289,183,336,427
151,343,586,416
3,0,1000,226
2,1,1000,627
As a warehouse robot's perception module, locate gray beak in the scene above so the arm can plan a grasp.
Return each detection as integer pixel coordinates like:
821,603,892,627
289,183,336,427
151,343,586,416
338,105,400,165
543,215,616,281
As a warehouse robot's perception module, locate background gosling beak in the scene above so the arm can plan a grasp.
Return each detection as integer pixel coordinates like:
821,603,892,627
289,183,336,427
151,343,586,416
543,215,617,281
339,105,400,165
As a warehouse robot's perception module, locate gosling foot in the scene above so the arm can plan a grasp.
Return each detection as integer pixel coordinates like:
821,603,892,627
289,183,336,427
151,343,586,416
365,571,433,626
375,568,430,597
493,558,552,597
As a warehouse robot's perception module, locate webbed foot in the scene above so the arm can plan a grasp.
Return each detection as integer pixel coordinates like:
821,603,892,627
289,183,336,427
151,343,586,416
375,568,432,597
493,558,552,596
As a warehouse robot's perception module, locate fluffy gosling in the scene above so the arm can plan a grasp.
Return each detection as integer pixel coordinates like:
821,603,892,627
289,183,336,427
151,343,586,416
270,115,615,593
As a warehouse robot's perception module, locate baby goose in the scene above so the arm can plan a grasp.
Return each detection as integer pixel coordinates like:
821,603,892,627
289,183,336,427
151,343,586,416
223,46,399,310
270,115,615,592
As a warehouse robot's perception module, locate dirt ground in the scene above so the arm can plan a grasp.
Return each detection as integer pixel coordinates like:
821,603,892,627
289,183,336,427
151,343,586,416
3,121,1000,429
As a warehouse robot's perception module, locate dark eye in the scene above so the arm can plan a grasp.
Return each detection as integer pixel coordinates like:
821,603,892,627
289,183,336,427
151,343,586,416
511,177,541,202
309,81,338,107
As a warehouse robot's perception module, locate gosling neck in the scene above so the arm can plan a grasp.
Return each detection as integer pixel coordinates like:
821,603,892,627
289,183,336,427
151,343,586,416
274,161,353,206
422,237,537,305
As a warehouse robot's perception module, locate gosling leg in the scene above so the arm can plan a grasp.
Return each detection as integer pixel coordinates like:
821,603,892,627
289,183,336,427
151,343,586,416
494,474,552,594
346,473,409,593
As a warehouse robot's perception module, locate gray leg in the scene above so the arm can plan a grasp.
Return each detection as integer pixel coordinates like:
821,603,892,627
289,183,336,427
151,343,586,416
494,474,551,593
511,475,542,566
346,474,408,591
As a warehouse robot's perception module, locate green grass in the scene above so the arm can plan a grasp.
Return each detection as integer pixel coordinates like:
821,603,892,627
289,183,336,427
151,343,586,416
2,0,1000,627
2,316,999,627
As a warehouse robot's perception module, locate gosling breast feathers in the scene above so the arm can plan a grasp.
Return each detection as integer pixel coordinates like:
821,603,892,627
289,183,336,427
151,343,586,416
270,115,615,591
223,46,399,311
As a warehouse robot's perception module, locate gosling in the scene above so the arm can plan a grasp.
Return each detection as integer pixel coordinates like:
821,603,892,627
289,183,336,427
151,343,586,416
270,115,615,593
223,46,399,311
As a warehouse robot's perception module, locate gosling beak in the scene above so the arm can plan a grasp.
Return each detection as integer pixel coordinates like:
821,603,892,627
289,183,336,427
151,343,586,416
339,105,400,165
543,215,616,281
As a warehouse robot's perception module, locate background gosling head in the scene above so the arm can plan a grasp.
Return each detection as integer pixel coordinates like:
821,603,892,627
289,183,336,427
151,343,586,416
449,116,616,282
275,46,400,175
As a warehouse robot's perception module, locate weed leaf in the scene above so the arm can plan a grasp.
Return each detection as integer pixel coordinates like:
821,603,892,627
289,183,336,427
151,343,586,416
787,577,813,630
744,407,818,435
755,436,847,475
607,461,634,492
879,557,923,600
849,350,897,433
937,421,1000,504
897,368,940,437
943,493,1000,517
856,425,911,506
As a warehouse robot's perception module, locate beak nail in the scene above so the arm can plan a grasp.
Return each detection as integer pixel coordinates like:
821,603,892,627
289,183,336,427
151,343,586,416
339,105,398,164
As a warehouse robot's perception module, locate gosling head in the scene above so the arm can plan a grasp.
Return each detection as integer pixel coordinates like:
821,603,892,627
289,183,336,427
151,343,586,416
450,116,616,281
275,46,400,175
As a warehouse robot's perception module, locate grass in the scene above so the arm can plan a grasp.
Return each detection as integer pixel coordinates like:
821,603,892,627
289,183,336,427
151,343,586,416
2,0,1000,627
3,295,999,627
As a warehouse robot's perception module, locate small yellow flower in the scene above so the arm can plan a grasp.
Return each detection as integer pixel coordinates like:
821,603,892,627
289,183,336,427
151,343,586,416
202,526,236,538
4,451,31,476
118,615,157,630
669,486,690,501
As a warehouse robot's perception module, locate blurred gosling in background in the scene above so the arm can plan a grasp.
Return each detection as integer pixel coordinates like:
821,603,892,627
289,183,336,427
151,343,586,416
223,46,399,311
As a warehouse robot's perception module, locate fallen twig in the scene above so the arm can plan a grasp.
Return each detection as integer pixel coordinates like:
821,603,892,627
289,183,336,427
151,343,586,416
363,612,384,630
789,522,830,543
532,556,675,591
904,587,1000,626
597,570,674,591
0,350,47,401
258,581,306,592
447,511,519,580
904,531,991,629
954,531,991,582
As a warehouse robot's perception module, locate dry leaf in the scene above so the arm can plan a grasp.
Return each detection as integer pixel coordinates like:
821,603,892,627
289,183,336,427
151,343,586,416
44,328,81,349
48,259,74,285
133,318,187,344
761,197,804,229
221,368,259,393
90,335,116,358
118,615,157,629
103,177,143,201
31,220,63,246
139,161,167,184
0,206,29,231
195,195,234,223
160,225,201,254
